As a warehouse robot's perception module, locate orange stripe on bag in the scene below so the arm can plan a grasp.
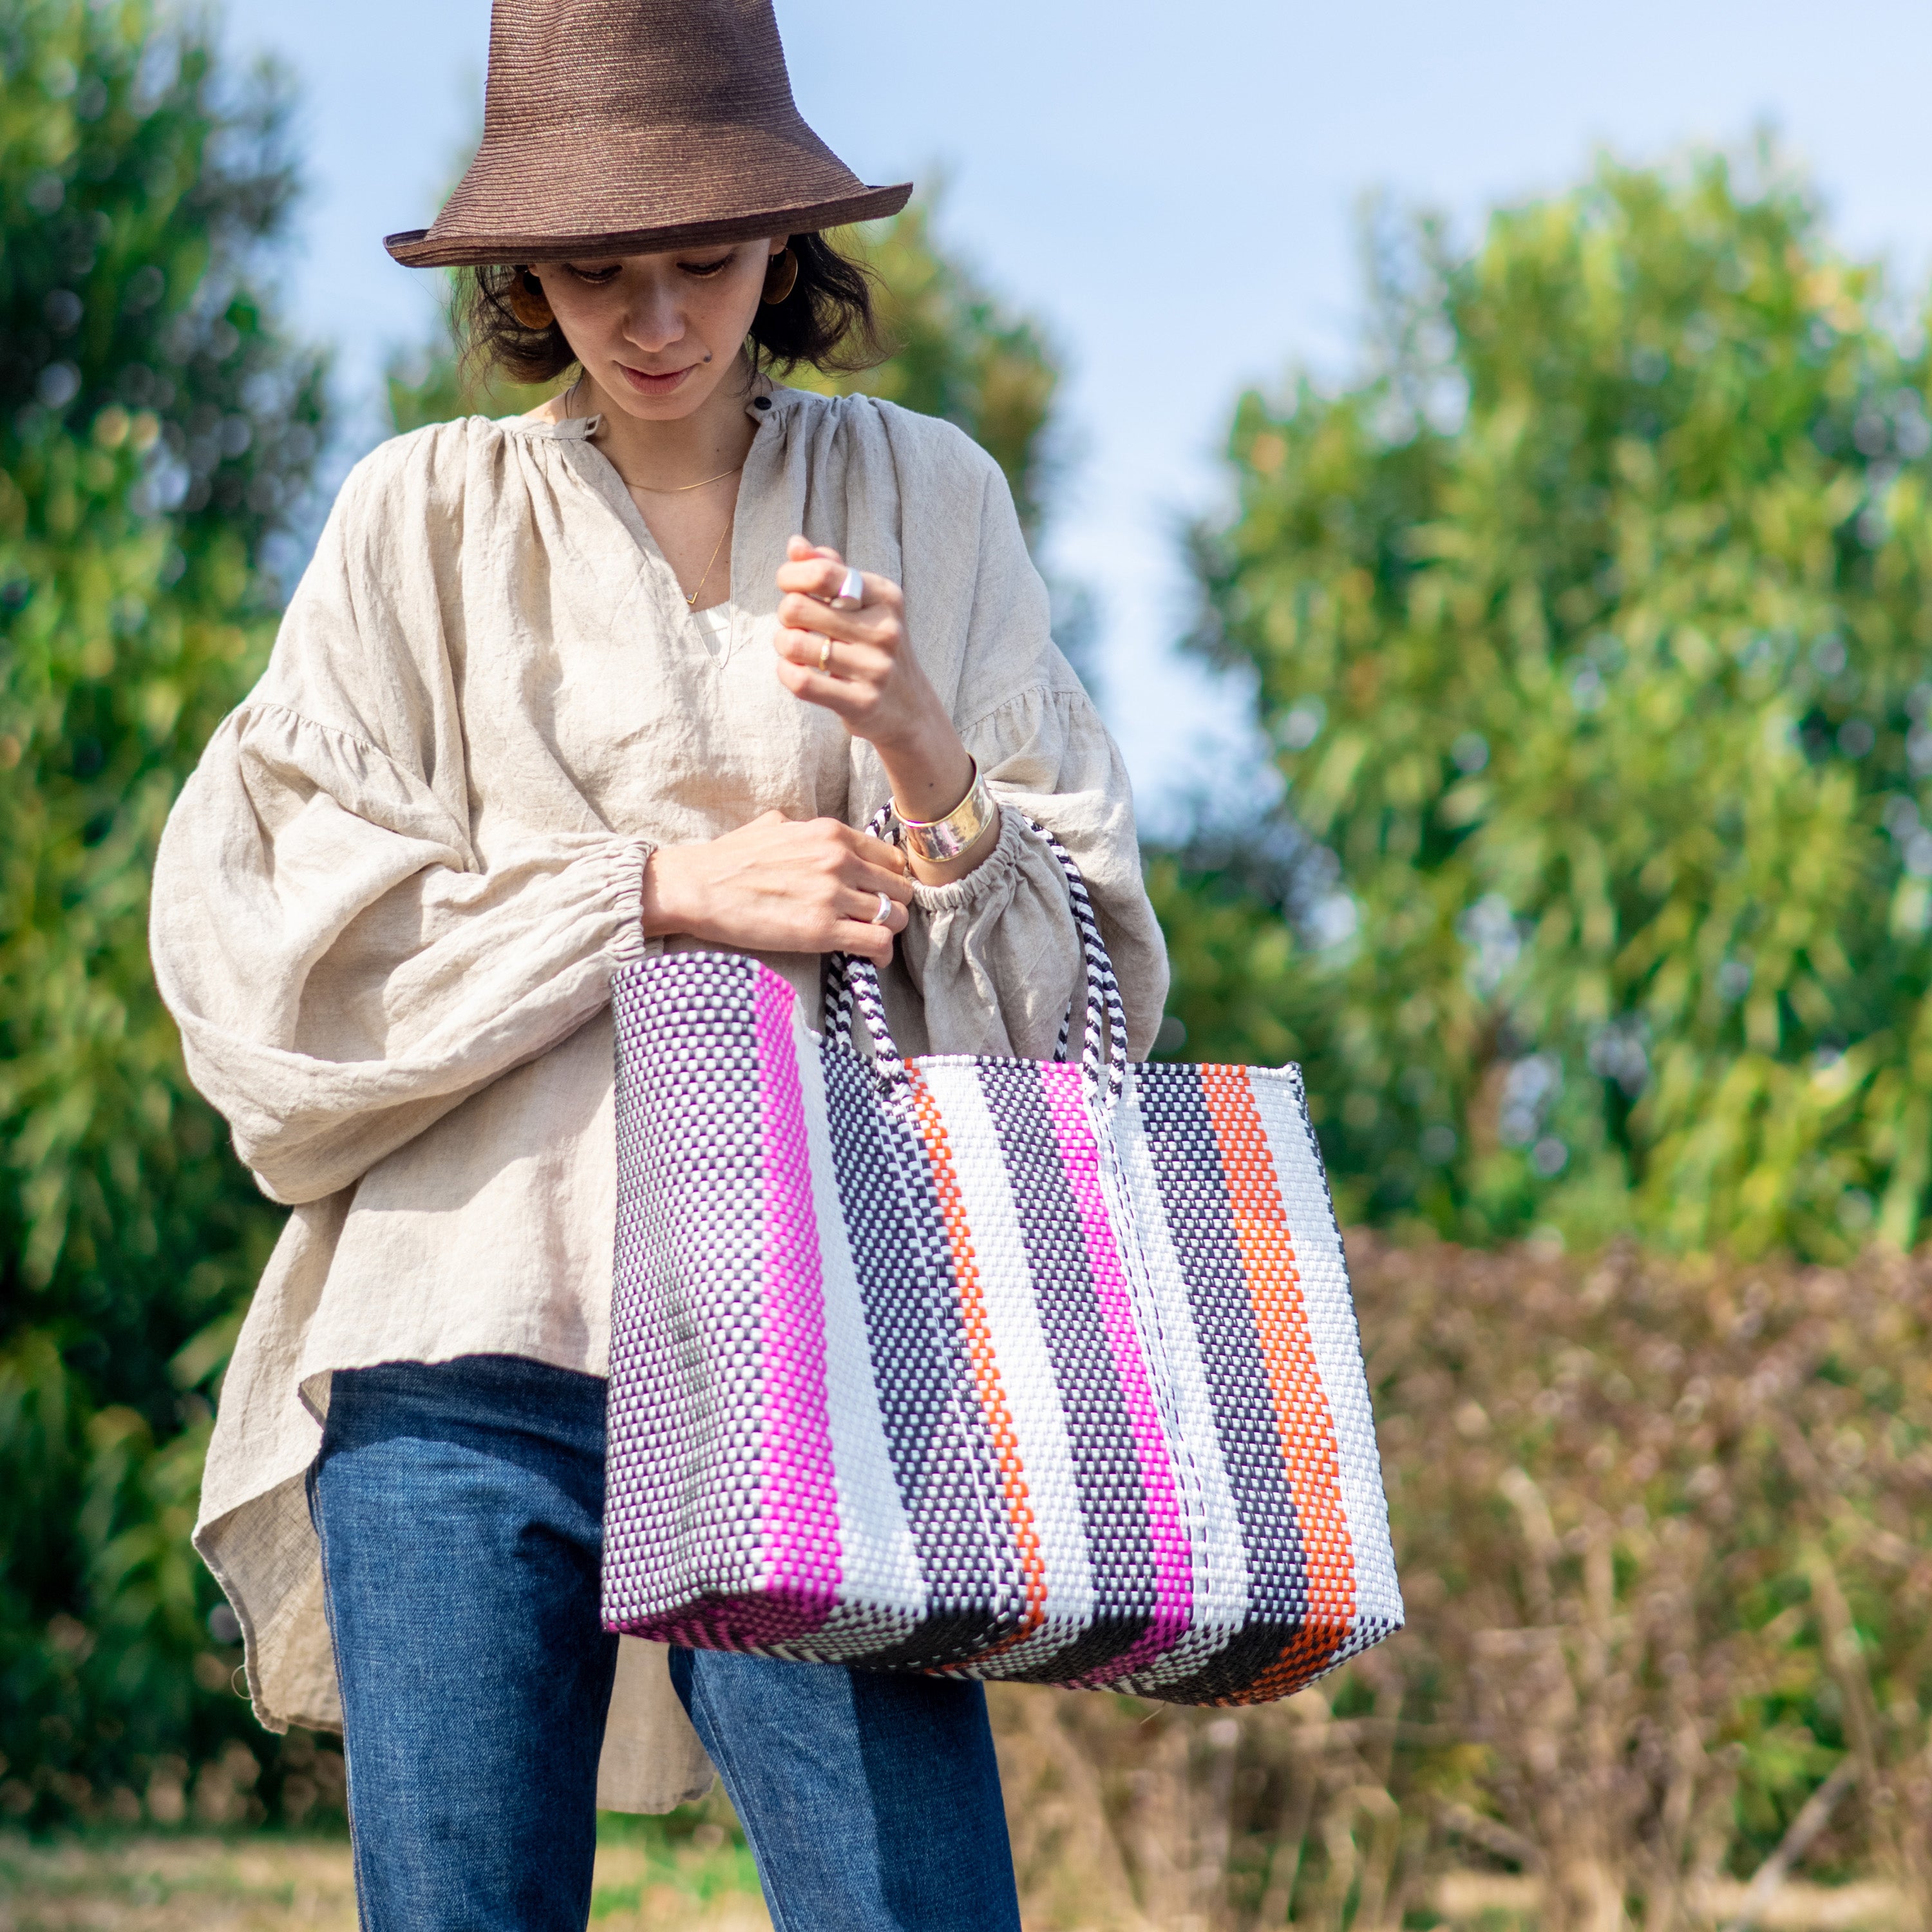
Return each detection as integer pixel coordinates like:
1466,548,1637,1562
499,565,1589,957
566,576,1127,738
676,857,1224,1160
1197,1066,1354,1700
907,1070,1049,1647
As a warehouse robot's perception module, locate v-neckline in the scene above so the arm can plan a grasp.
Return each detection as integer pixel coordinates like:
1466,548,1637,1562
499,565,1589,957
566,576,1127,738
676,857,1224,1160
525,386,787,610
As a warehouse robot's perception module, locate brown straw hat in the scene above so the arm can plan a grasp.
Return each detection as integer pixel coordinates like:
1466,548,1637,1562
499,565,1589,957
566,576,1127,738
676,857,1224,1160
384,0,913,269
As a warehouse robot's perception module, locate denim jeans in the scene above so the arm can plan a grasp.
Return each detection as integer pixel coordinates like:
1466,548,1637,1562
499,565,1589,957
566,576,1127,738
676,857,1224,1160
310,1354,1021,1932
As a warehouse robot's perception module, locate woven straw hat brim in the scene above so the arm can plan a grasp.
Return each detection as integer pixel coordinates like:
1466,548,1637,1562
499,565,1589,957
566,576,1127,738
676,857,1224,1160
388,0,909,272
388,0,916,274
385,180,911,269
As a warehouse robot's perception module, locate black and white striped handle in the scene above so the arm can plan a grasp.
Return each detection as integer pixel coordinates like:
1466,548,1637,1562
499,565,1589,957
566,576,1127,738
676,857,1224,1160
825,808,1129,1103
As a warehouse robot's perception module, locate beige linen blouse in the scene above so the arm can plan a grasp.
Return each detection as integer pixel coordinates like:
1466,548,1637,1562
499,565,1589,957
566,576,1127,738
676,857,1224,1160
151,383,1170,1811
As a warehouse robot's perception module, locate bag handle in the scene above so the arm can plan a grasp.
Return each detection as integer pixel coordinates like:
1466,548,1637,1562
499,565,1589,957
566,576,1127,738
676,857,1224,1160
824,808,1129,1104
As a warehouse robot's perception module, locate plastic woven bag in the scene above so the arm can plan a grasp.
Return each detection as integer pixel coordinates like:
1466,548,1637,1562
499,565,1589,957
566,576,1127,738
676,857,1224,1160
603,816,1401,1703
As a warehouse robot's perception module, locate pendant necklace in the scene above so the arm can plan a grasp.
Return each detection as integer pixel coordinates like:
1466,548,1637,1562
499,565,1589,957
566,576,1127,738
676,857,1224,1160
682,513,732,611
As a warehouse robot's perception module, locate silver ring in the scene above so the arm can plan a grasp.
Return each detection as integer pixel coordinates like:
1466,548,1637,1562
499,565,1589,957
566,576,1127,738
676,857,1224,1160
819,637,832,673
870,892,893,925
829,565,864,612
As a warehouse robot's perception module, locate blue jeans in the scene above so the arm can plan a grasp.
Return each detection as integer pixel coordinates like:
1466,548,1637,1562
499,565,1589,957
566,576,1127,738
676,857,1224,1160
310,1355,1021,1932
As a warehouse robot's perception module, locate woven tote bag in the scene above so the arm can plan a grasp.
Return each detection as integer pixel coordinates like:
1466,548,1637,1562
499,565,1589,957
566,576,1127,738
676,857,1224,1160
603,817,1402,1705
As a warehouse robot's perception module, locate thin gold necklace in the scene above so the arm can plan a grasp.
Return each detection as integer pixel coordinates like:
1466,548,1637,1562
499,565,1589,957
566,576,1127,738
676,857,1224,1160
626,462,743,495
683,513,732,610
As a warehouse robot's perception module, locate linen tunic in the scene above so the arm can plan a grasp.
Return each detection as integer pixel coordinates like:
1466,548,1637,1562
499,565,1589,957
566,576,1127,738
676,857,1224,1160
151,383,1170,1811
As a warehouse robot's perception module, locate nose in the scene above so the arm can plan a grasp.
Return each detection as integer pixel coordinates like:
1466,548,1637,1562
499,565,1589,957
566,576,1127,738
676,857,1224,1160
621,278,685,357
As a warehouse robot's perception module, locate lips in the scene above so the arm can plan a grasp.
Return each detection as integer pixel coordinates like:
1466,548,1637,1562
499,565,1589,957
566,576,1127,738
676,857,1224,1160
617,363,695,395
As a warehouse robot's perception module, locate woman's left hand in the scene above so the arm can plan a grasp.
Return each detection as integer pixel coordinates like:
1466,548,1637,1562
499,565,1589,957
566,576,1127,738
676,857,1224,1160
772,537,976,818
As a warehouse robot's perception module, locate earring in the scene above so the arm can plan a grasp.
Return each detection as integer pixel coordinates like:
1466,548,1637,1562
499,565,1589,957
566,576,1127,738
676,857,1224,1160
504,267,554,330
761,247,799,306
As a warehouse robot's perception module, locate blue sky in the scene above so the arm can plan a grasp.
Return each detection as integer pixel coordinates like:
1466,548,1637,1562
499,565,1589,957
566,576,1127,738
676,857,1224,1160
226,0,1932,829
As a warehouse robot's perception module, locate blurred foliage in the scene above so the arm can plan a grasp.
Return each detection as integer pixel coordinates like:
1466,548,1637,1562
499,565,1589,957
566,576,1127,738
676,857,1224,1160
1161,145,1932,1260
387,194,1064,545
996,1235,1932,1927
0,0,326,1824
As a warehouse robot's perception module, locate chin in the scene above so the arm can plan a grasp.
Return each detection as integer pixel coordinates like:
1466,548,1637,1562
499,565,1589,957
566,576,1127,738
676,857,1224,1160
607,392,706,422
597,361,724,420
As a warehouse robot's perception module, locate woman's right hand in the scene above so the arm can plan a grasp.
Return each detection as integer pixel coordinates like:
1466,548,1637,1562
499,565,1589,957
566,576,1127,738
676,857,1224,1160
640,811,913,967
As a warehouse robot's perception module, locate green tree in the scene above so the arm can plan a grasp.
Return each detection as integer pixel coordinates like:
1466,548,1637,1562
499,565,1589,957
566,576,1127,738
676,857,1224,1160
0,0,325,1821
1163,145,1932,1260
387,195,1063,545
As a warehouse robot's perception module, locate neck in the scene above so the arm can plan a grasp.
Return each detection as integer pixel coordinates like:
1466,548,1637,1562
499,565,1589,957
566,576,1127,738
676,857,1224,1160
576,353,761,488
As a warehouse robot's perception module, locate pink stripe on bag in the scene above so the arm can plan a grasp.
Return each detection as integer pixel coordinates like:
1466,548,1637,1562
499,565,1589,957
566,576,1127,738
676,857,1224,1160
750,967,842,1633
1040,1065,1193,1678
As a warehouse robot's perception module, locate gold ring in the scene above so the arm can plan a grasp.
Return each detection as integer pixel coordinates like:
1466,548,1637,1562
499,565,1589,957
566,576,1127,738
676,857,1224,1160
819,638,832,673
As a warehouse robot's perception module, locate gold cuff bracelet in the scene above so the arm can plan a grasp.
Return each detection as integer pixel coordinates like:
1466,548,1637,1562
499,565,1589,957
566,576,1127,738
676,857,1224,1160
893,760,997,864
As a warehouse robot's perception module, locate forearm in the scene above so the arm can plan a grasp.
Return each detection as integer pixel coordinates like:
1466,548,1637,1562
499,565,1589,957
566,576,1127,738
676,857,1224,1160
873,714,999,887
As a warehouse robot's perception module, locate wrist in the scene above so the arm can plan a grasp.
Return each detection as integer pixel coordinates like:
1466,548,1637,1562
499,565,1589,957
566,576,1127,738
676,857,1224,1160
889,752,1001,888
876,715,973,824
639,844,707,938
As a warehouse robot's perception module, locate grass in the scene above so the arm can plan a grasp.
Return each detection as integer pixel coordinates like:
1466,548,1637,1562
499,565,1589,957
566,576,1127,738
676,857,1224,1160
0,1815,770,1931
0,1832,359,1932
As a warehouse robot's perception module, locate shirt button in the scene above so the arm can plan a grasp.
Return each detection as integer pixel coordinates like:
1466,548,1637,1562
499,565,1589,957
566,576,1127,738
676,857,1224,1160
753,397,772,411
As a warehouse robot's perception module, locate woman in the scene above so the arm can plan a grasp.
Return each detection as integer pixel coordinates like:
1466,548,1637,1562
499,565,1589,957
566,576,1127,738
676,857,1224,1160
151,1,1168,1926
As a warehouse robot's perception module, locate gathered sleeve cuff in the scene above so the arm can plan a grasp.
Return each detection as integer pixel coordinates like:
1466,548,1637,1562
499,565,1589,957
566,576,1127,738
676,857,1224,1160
896,681,1170,1063
152,700,650,1206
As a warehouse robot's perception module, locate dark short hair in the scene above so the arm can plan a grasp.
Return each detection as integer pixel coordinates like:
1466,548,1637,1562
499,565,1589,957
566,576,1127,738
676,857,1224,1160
457,231,886,389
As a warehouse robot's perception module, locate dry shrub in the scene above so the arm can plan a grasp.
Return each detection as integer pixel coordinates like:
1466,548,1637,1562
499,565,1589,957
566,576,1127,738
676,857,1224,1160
989,1234,1932,1930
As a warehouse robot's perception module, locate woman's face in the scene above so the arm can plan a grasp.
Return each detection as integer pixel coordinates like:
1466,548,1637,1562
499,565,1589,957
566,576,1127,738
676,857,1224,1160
535,237,784,419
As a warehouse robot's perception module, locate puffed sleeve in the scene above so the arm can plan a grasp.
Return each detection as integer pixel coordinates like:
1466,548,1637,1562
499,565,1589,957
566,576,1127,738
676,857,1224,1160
881,412,1170,1063
150,431,649,1206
